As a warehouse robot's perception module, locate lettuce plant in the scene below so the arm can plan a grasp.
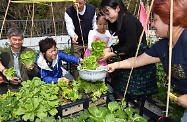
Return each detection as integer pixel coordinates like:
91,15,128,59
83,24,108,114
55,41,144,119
91,40,106,59
20,51,36,67
5,67,15,81
15,77,59,121
80,56,98,70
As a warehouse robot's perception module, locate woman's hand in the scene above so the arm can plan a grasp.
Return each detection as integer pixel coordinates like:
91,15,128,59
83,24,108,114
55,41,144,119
79,58,83,65
98,51,115,62
106,62,119,73
58,77,70,83
174,94,187,108
104,47,111,52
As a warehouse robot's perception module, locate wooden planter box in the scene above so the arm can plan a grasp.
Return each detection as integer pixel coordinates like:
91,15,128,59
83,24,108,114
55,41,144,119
140,98,165,121
5,120,23,122
84,93,109,109
57,99,85,117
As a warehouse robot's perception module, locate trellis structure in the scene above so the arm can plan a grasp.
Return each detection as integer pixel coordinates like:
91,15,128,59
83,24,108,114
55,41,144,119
0,0,75,43
0,0,174,118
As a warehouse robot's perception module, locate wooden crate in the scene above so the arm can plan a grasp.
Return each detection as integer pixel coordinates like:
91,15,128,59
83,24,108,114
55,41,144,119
84,93,109,109
89,94,107,107
57,99,85,117
140,98,165,121
5,120,23,122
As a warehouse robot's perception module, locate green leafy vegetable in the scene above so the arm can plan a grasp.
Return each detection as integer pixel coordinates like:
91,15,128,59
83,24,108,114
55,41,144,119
5,67,15,80
77,77,108,102
108,101,120,113
73,101,147,122
58,79,82,103
80,56,98,70
81,40,106,70
91,40,106,59
15,77,59,121
20,51,36,66
0,90,19,121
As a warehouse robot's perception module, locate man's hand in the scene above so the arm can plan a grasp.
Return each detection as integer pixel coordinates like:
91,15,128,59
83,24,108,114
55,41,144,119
26,64,34,70
2,68,6,76
72,35,78,44
10,77,21,85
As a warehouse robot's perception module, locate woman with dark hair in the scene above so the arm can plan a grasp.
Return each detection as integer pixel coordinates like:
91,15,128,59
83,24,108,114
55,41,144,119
98,0,158,101
36,37,81,84
106,0,187,121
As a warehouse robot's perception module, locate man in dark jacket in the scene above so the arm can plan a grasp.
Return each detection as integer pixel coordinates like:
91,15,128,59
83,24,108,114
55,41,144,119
0,27,38,92
64,0,97,79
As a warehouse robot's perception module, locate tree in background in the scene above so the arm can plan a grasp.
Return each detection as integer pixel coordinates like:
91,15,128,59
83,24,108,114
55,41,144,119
0,1,72,20
0,0,144,20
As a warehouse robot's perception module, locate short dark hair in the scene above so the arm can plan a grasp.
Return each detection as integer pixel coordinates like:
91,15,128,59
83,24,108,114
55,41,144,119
39,37,56,53
7,27,24,38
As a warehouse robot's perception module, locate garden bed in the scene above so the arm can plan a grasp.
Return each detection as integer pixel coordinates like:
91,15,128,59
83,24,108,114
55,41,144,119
84,93,109,109
140,98,165,121
57,99,85,117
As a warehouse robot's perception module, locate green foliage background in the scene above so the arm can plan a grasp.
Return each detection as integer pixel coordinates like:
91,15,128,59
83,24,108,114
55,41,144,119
0,0,150,20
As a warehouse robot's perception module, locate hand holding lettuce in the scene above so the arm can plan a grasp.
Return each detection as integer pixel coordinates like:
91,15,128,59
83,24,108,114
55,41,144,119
80,40,106,70
4,67,21,84
80,56,98,70
20,51,36,69
4,67,15,81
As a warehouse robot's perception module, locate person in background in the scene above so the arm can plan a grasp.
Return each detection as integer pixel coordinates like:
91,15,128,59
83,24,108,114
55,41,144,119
84,12,112,66
106,0,187,121
64,0,97,79
36,37,82,84
0,27,38,92
98,0,158,102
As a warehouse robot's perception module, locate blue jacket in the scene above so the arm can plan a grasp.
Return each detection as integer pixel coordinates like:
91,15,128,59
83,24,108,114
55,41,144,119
36,51,79,83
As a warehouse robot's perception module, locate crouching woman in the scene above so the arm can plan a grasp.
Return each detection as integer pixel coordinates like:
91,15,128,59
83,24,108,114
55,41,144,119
36,37,81,83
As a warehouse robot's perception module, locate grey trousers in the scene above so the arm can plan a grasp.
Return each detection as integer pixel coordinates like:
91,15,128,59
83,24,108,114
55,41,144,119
61,67,74,81
71,44,87,79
